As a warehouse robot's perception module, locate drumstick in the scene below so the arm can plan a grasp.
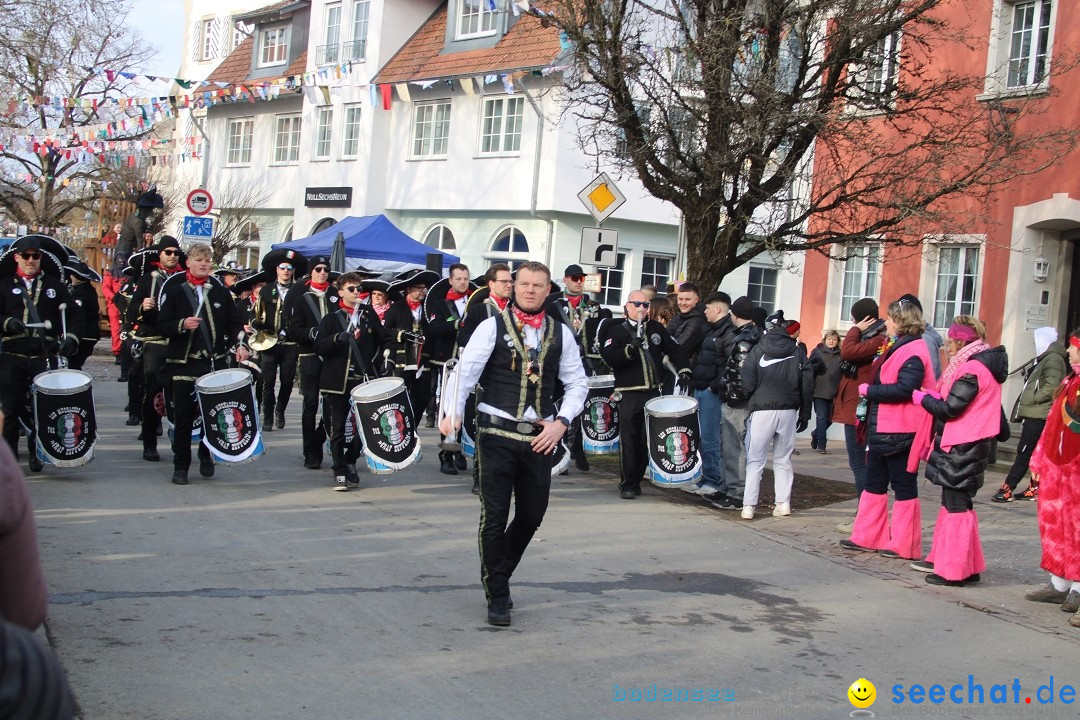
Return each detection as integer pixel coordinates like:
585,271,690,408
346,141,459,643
25,321,52,329
58,302,67,339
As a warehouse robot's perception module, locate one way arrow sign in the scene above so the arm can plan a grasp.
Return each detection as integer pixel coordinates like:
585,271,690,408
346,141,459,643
580,227,619,268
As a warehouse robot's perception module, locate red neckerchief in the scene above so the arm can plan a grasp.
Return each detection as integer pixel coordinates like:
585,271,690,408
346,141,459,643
309,280,330,292
566,294,583,308
186,271,207,286
15,267,40,280
446,288,471,302
406,298,422,311
372,302,389,321
357,291,370,303
165,265,183,275
492,296,510,311
512,306,545,329
339,300,355,312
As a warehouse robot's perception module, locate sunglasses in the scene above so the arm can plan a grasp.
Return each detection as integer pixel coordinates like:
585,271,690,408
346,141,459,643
162,249,181,257
19,251,42,260
312,266,329,273
568,274,585,282
343,285,360,293
278,263,294,271
630,300,651,308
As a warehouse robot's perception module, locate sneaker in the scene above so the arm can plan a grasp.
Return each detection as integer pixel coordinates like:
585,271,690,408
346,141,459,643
333,476,349,491
910,560,934,573
487,599,511,627
345,466,360,489
1026,583,1070,603
1061,591,1080,614
839,538,875,552
878,549,902,559
810,436,818,450
1015,486,1037,501
772,502,791,517
710,495,741,511
991,485,1014,503
740,505,755,520
817,448,827,454
275,412,285,430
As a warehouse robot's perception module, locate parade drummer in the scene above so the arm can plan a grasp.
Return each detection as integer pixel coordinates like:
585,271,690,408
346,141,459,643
546,263,601,472
156,243,248,486
314,271,389,491
600,290,691,499
0,235,82,471
115,266,142,426
286,255,339,471
384,269,439,426
127,237,185,463
250,249,307,431
426,263,475,474
441,261,586,627
63,258,103,371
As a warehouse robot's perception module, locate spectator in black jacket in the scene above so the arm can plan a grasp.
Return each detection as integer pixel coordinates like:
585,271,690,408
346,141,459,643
667,282,707,364
686,291,732,496
808,329,842,454
739,323,813,519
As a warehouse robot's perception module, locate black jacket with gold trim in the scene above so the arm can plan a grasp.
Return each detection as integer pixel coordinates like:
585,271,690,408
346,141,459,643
157,278,245,366
0,274,80,355
286,282,340,356
314,305,388,394
254,281,298,345
383,299,429,370
600,318,688,393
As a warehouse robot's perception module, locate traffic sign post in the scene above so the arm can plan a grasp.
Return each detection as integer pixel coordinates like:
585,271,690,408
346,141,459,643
183,216,214,240
186,188,214,216
580,227,619,268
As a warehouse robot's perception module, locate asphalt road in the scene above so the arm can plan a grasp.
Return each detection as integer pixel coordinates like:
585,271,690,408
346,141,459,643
26,355,1080,720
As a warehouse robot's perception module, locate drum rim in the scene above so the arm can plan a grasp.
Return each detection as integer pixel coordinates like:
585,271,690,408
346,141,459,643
195,368,254,394
32,369,93,394
351,376,405,401
644,395,699,417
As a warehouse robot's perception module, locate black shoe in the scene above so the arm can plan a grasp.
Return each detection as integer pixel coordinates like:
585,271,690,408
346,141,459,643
471,478,480,496
926,572,980,587
454,452,467,471
810,435,818,450
117,374,128,383
125,414,140,426
439,455,458,476
275,412,285,430
114,354,123,365
304,457,322,470
345,466,360,489
710,495,741,511
508,594,514,610
620,489,636,500
574,454,590,472
137,431,144,441
263,416,274,432
633,485,642,496
878,549,902,559
199,458,215,478
28,455,43,473
839,538,875,552
559,468,569,476
487,599,511,627
171,469,189,485
424,416,436,429
143,449,160,462
124,403,131,413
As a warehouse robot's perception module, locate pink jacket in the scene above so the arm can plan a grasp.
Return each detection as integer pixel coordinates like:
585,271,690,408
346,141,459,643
939,359,1003,451
0,440,48,630
876,339,935,433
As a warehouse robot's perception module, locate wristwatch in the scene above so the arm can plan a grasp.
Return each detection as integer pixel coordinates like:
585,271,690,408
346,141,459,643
556,415,571,428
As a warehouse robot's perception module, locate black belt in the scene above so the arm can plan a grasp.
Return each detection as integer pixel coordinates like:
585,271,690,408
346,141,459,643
477,413,542,436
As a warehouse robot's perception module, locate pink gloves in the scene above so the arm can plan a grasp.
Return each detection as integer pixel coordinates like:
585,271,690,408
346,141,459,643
858,383,869,397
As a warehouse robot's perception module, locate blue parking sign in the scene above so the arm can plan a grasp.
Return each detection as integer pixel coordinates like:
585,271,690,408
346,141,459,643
183,215,214,239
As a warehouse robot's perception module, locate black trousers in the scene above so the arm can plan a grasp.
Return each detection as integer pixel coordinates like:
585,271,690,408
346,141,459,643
941,485,976,513
1004,417,1046,489
259,343,299,419
568,415,585,461
68,340,97,371
324,388,361,475
170,358,212,471
140,342,167,451
617,389,659,492
401,371,431,427
864,449,918,500
126,343,144,418
0,353,52,460
298,355,326,462
477,429,553,603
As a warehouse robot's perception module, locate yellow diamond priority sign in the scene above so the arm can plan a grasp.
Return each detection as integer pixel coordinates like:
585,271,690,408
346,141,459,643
578,172,626,224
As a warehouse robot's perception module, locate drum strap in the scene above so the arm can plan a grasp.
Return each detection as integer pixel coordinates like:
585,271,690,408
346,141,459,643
337,312,368,377
20,285,49,353
623,320,658,385
182,284,216,368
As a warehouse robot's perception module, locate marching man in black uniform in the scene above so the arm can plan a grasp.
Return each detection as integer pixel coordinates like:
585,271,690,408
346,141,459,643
384,269,438,426
286,255,338,470
440,261,587,627
156,244,248,485
601,289,691,499
251,249,307,430
64,259,103,371
0,235,82,470
128,237,185,462
426,263,474,475
314,271,388,491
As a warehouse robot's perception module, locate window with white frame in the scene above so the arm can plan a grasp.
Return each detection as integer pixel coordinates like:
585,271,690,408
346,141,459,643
839,244,882,322
486,227,529,270
933,246,980,327
747,265,779,313
341,105,362,158
598,253,627,307
201,19,215,60
232,23,249,51
235,222,260,269
424,225,457,251
640,254,674,291
347,0,370,61
458,0,497,39
412,102,451,158
319,3,341,65
1007,0,1052,87
225,117,253,165
259,26,288,66
479,96,525,154
273,114,301,163
313,107,333,159
851,31,901,103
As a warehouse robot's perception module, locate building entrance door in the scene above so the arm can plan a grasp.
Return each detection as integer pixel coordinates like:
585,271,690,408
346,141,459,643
1067,239,1080,335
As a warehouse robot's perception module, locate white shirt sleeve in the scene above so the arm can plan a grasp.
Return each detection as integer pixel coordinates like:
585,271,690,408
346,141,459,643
555,324,588,421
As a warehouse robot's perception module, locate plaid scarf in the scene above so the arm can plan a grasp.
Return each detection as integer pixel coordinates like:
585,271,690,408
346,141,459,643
938,340,988,393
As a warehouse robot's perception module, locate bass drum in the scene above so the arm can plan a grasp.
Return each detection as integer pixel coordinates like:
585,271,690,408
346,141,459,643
581,375,619,455
195,368,265,464
644,394,702,487
349,377,422,474
32,369,97,467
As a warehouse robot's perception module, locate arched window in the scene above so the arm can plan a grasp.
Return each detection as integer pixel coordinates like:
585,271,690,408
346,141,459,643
281,224,293,244
423,224,456,251
484,226,529,270
311,217,336,234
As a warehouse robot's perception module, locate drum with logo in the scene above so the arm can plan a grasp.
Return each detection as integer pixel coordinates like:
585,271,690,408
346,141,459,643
195,368,265,463
349,377,422,474
32,369,97,467
644,395,702,487
581,375,619,455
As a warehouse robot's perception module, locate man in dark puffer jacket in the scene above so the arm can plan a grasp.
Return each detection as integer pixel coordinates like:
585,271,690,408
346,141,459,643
687,291,733,496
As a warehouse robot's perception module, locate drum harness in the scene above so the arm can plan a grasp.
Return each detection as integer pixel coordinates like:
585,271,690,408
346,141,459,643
181,283,219,372
612,319,661,401
333,305,374,382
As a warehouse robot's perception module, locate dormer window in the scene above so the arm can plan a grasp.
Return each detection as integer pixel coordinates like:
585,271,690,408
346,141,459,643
458,0,497,39
259,25,288,67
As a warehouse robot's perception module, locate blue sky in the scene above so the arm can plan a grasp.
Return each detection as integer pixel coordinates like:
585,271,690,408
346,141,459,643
126,0,186,77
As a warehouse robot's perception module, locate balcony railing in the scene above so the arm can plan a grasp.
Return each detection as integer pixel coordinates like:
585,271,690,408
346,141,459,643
316,43,341,66
343,39,367,62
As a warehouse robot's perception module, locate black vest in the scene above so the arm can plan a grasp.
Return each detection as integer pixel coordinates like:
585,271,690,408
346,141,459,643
478,311,563,420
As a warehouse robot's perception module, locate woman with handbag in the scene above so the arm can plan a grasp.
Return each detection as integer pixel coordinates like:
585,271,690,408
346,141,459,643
908,317,1008,586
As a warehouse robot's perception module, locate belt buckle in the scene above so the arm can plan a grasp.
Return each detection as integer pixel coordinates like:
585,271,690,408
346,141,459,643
516,421,536,434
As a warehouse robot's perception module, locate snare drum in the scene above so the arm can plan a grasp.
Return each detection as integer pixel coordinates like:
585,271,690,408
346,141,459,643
644,395,702,487
581,375,619,455
32,369,97,467
349,377,422,474
195,368,264,463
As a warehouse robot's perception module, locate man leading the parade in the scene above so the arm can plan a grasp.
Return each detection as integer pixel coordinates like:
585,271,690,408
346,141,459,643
251,249,307,431
0,235,82,471
441,261,587,627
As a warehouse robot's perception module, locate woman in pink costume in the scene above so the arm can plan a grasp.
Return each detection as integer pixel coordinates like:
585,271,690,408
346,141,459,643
908,317,1008,586
840,298,935,559
1023,329,1080,627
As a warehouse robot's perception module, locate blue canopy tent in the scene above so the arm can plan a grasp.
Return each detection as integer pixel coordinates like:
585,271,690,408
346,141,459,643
273,215,459,275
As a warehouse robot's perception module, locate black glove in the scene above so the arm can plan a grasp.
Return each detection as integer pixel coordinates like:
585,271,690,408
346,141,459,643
676,370,692,391
629,335,644,349
796,417,808,434
6,317,26,334
59,335,78,357
335,331,351,345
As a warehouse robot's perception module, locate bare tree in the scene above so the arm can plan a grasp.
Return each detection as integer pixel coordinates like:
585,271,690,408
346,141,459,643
206,177,272,265
0,0,156,228
546,0,1078,290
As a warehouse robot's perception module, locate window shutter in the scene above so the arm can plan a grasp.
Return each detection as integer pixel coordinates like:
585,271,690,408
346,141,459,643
212,17,229,58
190,22,202,62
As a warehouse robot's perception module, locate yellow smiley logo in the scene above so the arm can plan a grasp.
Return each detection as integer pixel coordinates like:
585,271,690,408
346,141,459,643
847,678,876,709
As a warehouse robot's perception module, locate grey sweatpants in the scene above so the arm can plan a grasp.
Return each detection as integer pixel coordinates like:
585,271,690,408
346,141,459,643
743,408,798,508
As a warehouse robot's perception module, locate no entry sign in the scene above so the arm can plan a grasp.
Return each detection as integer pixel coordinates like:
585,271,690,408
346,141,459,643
186,188,214,216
